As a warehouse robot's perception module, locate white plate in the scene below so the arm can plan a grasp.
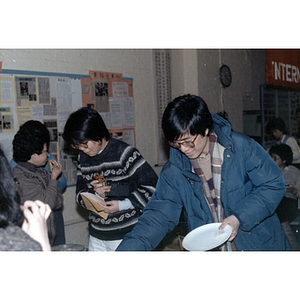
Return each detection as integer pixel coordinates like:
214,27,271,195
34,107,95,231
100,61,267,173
182,223,232,251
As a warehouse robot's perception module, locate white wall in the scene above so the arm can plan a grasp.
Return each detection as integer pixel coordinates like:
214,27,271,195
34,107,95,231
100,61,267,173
197,49,266,132
170,49,266,133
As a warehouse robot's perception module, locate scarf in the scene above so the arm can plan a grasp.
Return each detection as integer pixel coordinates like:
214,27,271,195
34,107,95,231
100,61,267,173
190,131,232,251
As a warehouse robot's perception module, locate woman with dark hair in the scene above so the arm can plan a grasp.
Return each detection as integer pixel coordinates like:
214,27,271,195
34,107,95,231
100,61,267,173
12,120,64,246
0,145,51,251
117,94,288,251
269,144,300,250
62,107,158,251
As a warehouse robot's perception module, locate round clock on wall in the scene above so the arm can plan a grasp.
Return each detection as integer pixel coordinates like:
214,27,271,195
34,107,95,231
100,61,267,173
219,64,232,88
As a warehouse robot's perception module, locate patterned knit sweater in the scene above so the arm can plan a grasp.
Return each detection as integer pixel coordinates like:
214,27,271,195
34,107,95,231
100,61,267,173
76,138,158,241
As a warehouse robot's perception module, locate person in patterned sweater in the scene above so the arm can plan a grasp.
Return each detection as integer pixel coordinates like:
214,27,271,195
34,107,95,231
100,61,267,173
62,107,158,251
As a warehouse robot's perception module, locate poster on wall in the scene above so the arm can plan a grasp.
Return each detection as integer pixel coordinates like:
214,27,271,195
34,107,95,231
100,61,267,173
15,77,37,106
0,106,13,130
81,70,136,147
0,76,14,103
0,74,16,160
0,71,88,186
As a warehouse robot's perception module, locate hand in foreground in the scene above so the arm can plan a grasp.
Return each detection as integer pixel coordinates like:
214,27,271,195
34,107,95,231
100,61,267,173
50,162,63,180
103,200,119,214
21,200,51,251
219,215,240,242
90,180,111,198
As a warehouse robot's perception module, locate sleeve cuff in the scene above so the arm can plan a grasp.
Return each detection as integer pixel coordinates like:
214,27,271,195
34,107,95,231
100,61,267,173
118,198,134,211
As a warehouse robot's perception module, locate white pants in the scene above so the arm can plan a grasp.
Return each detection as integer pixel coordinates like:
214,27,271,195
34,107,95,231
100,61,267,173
88,235,122,251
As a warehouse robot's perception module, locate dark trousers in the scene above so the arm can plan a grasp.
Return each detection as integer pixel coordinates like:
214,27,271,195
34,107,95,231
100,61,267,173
52,210,66,246
292,163,300,170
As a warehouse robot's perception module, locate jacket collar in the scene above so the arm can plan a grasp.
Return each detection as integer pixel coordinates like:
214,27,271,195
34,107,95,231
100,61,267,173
211,113,235,153
17,161,39,172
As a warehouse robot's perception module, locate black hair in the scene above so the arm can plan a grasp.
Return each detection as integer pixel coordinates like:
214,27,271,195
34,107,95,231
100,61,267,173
13,120,50,162
162,94,213,142
266,118,287,134
0,145,23,228
62,107,110,146
269,144,293,166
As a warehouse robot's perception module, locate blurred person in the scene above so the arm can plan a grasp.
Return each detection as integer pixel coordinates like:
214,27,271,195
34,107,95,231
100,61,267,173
117,94,288,251
266,117,300,169
62,107,158,251
269,144,300,250
295,108,300,144
0,145,51,251
12,120,64,246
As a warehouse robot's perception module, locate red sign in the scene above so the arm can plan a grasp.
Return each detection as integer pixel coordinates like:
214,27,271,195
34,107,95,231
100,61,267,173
266,49,300,89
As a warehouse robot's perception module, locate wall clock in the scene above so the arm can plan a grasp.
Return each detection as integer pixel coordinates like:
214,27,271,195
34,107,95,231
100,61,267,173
219,64,232,88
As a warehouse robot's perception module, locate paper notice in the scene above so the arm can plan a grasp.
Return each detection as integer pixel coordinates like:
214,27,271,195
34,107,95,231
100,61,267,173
80,192,108,219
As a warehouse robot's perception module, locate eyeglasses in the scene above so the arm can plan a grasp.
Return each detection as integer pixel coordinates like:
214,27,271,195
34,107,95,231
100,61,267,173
71,141,89,150
169,135,198,149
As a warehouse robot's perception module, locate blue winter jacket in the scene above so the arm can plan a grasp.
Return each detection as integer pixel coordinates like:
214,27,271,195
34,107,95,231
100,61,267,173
117,113,289,251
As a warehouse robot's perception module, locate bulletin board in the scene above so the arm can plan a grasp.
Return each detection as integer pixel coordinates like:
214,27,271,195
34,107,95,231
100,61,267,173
81,70,135,147
0,68,135,187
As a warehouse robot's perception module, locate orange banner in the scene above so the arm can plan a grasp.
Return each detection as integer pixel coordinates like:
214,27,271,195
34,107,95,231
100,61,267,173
266,49,300,89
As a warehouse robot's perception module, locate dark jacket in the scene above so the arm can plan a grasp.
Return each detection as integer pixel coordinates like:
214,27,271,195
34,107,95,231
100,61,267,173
117,113,289,251
0,225,42,251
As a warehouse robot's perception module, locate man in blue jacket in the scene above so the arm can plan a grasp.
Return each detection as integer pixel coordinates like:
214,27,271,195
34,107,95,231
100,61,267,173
117,94,289,251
